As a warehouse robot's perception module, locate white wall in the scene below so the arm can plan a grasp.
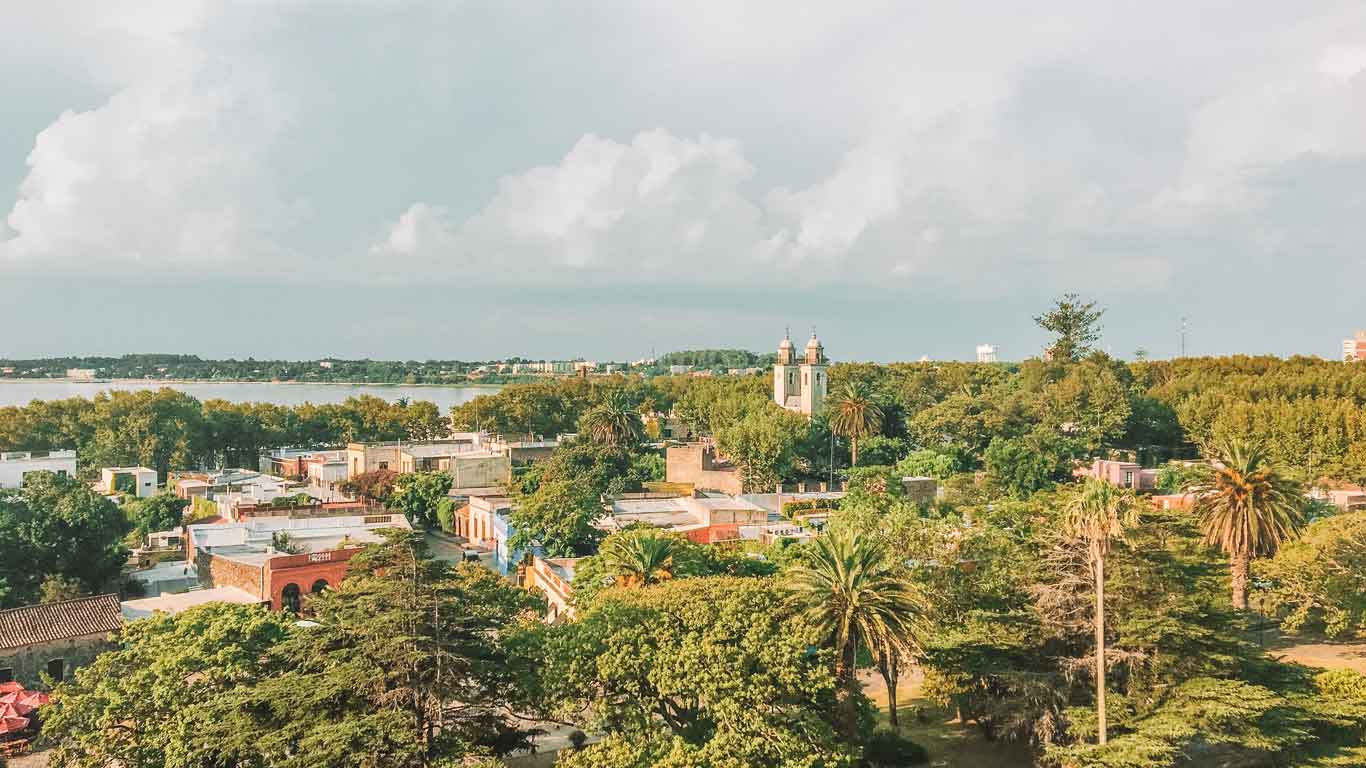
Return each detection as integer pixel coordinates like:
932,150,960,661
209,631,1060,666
0,454,78,489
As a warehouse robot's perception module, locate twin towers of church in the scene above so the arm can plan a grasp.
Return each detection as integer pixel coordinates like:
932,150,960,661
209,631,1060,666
773,330,827,418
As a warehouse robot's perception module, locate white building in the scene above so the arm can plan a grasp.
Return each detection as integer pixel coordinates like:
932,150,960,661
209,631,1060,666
773,331,828,417
976,344,999,363
0,450,78,489
95,466,158,497
1344,331,1366,362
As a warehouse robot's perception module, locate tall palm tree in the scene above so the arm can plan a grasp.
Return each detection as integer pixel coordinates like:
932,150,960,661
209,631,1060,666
1064,477,1138,746
789,529,922,740
828,382,884,466
1194,438,1304,611
599,528,685,588
580,391,644,449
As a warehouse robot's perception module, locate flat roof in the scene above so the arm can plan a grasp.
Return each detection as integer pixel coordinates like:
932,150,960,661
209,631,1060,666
121,587,263,619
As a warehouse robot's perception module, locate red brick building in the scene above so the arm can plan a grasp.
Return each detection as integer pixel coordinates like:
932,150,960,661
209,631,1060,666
187,513,411,611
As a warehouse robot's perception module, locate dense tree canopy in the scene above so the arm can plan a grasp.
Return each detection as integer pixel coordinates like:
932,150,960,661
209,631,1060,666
0,472,128,607
539,577,854,767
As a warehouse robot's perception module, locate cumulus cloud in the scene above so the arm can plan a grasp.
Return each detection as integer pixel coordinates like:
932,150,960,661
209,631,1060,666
2,73,299,271
373,131,769,280
5,0,1366,311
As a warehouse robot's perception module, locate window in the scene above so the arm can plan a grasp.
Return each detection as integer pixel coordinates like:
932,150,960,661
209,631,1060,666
0,667,12,683
47,658,65,682
1124,471,1134,487
281,583,302,613
378,461,389,470
311,579,329,594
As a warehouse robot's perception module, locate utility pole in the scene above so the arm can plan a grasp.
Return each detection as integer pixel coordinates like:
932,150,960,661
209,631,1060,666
1180,316,1188,358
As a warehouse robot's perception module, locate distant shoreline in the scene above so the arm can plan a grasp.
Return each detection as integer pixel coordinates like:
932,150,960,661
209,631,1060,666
0,378,507,388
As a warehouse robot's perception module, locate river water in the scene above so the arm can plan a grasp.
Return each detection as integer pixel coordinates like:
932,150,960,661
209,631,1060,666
0,380,498,410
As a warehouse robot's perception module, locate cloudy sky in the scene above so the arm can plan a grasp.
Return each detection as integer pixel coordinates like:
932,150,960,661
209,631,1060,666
3,1,1364,362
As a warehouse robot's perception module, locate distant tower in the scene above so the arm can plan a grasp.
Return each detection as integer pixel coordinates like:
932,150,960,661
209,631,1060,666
774,328,826,417
976,344,998,363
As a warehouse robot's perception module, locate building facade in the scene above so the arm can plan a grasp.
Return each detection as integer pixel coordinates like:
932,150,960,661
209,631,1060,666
0,595,122,688
0,450,77,489
95,466,158,497
773,331,827,417
187,513,411,611
665,442,744,495
1344,331,1366,362
976,344,999,363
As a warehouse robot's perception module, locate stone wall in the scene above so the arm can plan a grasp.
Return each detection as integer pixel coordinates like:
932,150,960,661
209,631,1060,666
199,551,266,600
665,444,744,495
0,633,114,689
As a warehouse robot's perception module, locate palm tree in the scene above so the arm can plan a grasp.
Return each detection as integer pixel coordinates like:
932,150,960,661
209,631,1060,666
580,391,644,449
1064,477,1138,746
1193,438,1304,611
828,382,884,466
599,528,685,588
789,529,922,740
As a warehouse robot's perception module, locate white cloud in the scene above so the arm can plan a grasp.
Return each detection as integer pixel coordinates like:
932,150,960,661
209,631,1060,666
374,130,769,279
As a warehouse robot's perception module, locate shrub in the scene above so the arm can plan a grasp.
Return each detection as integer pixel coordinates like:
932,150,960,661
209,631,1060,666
863,728,929,766
569,729,588,750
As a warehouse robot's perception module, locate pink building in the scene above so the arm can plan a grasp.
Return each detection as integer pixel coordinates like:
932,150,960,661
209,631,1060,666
1075,459,1158,491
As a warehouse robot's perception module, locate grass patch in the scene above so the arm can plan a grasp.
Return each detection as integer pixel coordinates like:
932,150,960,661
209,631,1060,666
878,700,1036,768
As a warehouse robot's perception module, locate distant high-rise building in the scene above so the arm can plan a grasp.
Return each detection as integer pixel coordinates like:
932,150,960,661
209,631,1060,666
976,344,998,363
1344,331,1366,362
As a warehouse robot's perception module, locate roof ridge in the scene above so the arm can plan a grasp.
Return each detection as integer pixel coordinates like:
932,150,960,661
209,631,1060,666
0,592,119,617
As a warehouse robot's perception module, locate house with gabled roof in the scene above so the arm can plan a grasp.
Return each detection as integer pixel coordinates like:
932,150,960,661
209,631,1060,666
0,594,122,688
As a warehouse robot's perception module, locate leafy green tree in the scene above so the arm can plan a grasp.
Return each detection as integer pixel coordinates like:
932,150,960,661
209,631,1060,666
38,574,87,603
1257,511,1366,638
597,527,690,588
0,472,129,607
1034,293,1104,362
1193,439,1305,610
1037,356,1132,455
84,388,208,479
579,391,644,449
984,429,1079,500
894,448,960,480
509,478,603,557
828,382,884,467
856,435,908,467
788,529,922,739
181,533,545,767
42,603,293,768
123,493,189,535
714,404,810,491
1063,478,1138,745
540,577,852,767
388,471,452,528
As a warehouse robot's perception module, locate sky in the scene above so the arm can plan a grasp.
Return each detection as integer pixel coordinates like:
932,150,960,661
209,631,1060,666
3,1,1365,363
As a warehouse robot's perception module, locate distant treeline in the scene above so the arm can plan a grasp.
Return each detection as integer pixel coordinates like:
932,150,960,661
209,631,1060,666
654,349,774,369
0,389,450,478
451,354,1366,489
1,354,545,384
7,354,1366,490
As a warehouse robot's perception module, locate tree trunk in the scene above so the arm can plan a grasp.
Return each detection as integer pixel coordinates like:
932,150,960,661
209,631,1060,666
878,650,900,730
851,436,859,467
1230,550,1250,610
837,639,860,743
1095,551,1108,745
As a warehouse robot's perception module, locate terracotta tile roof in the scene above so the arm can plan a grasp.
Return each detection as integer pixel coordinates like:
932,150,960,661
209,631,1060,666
0,594,123,650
